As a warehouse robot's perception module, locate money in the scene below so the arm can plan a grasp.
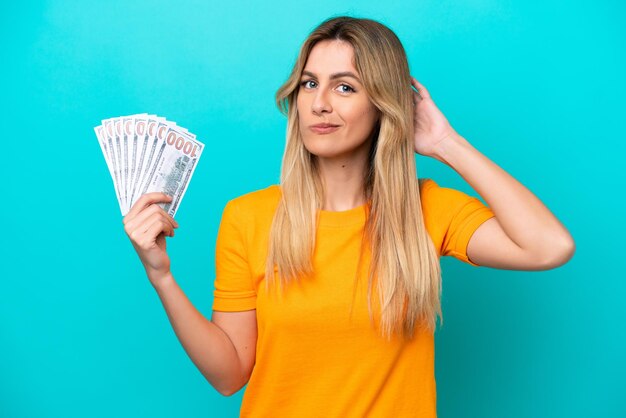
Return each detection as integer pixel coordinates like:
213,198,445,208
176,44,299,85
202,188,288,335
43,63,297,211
94,115,204,217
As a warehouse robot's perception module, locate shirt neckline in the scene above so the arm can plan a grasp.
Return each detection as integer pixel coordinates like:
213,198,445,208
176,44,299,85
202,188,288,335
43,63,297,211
317,201,369,227
272,185,369,227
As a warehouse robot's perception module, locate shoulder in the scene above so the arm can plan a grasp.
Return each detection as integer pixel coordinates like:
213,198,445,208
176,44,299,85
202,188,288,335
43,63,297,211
418,177,457,195
418,177,443,218
417,177,444,210
223,184,282,224
417,176,493,234
418,177,437,194
228,184,281,208
418,177,490,236
418,177,475,211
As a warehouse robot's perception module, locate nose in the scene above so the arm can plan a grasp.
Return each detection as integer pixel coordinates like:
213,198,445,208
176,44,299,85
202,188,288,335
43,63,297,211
311,89,332,115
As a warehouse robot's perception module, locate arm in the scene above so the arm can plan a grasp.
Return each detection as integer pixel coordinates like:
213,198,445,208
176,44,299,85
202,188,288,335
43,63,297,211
434,133,574,270
123,193,254,396
411,78,575,270
154,273,254,396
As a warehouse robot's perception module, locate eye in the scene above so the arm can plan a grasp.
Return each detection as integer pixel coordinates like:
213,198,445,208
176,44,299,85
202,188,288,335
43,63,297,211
300,79,317,89
336,83,355,94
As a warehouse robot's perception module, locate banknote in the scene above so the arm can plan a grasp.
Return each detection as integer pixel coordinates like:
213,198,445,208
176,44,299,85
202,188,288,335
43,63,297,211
128,114,149,206
113,118,128,211
122,116,136,208
135,119,169,204
131,115,160,206
102,119,122,208
141,124,204,217
94,125,122,212
94,115,204,217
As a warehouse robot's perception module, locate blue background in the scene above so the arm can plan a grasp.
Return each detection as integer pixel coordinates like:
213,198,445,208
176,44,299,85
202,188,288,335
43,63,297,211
1,0,624,417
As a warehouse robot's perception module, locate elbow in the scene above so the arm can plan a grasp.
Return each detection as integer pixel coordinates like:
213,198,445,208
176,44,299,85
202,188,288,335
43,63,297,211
218,387,239,397
210,360,253,397
216,383,241,397
540,235,576,269
215,374,249,397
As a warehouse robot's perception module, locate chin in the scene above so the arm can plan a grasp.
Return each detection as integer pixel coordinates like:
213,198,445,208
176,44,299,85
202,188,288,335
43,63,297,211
302,138,344,159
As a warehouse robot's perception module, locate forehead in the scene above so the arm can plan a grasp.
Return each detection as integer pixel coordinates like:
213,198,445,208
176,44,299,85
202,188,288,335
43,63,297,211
303,39,357,75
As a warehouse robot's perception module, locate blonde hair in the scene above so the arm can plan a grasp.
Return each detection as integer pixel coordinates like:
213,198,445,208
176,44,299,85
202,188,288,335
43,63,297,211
265,16,442,340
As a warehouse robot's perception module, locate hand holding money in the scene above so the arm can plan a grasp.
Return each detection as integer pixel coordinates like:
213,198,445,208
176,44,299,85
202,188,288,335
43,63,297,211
123,193,178,287
94,114,204,217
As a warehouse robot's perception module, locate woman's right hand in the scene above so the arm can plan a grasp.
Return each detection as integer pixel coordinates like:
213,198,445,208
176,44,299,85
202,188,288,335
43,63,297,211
123,193,179,288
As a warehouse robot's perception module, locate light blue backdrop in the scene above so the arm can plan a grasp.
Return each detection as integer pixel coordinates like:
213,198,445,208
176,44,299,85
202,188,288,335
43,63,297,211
1,1,624,417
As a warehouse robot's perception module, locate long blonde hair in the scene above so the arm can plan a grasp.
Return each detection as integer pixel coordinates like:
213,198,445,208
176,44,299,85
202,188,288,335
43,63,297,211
265,16,442,340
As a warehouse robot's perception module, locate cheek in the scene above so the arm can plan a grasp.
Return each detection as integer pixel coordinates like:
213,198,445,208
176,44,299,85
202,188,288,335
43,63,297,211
349,105,378,134
296,91,312,110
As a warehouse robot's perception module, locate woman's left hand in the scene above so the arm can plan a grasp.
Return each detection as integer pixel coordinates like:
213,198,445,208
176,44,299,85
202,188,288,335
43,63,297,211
410,77,459,158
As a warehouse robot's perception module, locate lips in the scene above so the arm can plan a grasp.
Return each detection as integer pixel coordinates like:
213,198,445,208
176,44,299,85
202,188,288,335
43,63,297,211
309,123,340,134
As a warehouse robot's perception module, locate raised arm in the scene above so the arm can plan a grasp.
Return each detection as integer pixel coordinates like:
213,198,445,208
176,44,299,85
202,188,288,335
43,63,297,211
410,77,575,270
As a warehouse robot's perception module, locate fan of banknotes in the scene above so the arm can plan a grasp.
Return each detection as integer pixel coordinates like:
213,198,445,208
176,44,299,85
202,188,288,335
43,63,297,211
94,114,204,217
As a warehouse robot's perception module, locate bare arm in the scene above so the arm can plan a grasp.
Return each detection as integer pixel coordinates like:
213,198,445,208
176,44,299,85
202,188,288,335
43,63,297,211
153,273,252,396
123,193,256,396
411,78,575,269
436,133,574,269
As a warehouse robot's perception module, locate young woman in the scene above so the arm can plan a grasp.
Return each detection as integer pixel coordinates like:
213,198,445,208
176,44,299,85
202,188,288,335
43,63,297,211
123,16,575,417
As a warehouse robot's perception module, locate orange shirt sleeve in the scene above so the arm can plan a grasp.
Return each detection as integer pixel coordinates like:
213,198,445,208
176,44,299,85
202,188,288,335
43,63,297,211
212,200,257,311
420,178,495,267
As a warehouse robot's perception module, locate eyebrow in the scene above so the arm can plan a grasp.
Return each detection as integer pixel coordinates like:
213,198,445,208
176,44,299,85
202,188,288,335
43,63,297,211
301,70,362,83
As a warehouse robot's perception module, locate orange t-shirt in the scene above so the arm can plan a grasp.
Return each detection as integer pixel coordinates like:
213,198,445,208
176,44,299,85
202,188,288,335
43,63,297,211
212,179,495,417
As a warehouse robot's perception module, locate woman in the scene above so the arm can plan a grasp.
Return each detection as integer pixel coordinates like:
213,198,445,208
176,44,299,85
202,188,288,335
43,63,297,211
123,16,575,417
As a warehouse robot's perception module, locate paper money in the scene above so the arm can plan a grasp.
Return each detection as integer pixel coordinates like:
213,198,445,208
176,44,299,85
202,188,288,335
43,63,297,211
94,125,123,213
94,115,204,217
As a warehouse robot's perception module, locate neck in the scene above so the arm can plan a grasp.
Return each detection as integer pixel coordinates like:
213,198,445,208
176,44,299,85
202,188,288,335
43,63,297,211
317,155,368,211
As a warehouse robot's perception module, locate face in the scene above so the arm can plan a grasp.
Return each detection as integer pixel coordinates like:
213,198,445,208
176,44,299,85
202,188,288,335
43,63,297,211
296,40,379,162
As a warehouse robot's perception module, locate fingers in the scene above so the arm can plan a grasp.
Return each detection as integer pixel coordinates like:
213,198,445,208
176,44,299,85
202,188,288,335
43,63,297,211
125,207,178,242
124,193,173,224
123,194,179,249
410,76,431,100
126,211,176,250
124,202,178,235
145,217,175,241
